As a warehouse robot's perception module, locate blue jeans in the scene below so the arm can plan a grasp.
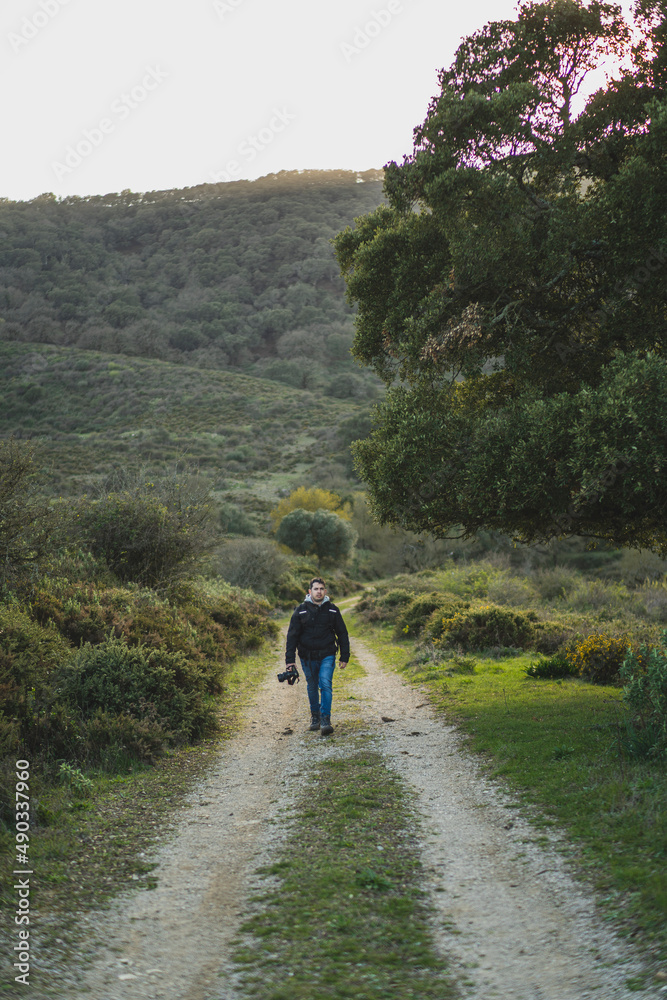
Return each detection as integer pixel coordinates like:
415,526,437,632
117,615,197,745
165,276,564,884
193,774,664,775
299,655,336,717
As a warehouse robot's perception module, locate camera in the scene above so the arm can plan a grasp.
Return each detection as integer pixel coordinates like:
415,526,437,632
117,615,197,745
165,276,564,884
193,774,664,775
277,664,299,686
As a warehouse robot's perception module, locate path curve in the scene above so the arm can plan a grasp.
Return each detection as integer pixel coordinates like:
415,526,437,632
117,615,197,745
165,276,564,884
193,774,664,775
37,633,656,999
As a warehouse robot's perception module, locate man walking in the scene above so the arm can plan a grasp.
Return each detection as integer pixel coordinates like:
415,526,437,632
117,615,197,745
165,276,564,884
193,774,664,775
285,578,350,735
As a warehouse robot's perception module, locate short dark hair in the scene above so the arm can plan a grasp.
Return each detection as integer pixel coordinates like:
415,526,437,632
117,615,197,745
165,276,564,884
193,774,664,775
309,577,326,589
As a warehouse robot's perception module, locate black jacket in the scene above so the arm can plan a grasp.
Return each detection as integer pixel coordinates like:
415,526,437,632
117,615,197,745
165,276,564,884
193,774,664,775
285,598,350,664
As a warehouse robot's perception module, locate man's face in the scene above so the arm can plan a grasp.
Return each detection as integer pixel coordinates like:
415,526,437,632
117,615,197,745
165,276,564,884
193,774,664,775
309,582,326,603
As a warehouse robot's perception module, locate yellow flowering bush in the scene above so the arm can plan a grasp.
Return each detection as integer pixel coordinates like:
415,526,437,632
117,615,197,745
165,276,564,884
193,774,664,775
565,633,632,684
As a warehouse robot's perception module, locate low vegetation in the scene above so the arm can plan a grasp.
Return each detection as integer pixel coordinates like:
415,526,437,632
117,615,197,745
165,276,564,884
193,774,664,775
352,558,667,963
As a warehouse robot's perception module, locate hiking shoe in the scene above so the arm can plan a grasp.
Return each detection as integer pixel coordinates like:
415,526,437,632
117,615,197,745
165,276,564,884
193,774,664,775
308,714,321,732
320,715,334,736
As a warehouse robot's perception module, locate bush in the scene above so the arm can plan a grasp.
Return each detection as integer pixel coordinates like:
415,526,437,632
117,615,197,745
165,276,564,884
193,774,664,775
270,486,351,530
379,588,414,609
83,710,169,765
565,633,632,684
637,580,667,623
0,604,72,728
525,654,577,679
487,573,535,606
432,604,534,651
565,579,634,617
276,507,357,563
356,588,410,623
0,439,56,589
219,501,258,536
70,476,215,587
397,593,468,639
59,635,218,742
618,638,667,758
531,567,579,602
213,538,288,594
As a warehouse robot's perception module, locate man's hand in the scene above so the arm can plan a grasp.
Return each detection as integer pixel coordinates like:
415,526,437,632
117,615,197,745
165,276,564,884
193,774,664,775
339,661,348,670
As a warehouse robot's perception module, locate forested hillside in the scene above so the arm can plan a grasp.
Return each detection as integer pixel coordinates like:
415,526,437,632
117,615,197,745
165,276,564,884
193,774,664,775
0,341,367,501
0,169,384,398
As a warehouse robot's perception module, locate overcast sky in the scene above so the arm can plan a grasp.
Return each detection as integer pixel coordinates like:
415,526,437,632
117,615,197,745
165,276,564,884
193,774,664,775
2,0,636,203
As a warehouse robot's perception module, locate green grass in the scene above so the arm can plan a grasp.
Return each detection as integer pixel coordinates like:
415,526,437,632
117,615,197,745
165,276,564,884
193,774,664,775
229,742,457,1000
351,614,667,962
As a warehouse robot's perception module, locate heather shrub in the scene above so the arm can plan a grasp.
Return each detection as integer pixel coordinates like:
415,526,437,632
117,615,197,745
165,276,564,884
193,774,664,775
395,593,465,638
30,583,115,646
379,588,414,609
0,604,72,727
59,635,218,742
565,579,634,617
83,710,169,765
530,616,575,654
637,580,667,623
213,537,288,594
432,604,534,651
355,588,410,624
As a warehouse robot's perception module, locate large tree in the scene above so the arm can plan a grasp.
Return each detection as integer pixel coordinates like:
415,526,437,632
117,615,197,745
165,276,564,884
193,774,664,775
334,0,667,553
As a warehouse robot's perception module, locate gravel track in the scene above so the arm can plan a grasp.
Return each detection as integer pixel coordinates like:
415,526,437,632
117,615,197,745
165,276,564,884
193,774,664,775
24,632,658,999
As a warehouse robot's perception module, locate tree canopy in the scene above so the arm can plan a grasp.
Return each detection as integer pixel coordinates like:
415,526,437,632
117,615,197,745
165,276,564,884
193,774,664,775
275,508,357,564
270,486,351,529
334,0,667,553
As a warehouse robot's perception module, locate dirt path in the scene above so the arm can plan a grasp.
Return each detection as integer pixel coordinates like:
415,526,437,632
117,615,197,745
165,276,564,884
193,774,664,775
40,634,656,999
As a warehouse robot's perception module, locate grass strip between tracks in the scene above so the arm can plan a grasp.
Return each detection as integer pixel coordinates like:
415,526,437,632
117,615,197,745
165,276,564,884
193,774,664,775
228,657,458,1000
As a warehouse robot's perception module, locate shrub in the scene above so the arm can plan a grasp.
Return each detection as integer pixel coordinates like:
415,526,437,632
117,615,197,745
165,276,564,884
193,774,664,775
379,588,414,609
565,633,631,684
565,579,634,617
276,508,357,564
213,538,288,594
218,501,257,536
398,593,469,639
525,654,577,679
70,476,215,587
0,604,72,727
0,439,56,589
432,604,534,651
637,580,667,623
617,638,667,758
59,635,218,742
270,486,351,529
532,567,579,602
83,710,169,765
487,574,535,606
